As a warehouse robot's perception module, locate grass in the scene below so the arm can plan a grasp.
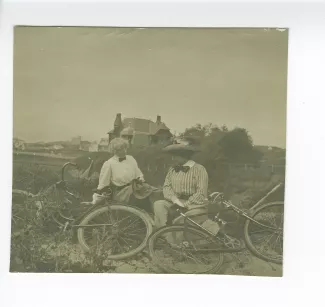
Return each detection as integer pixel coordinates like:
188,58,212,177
10,156,285,273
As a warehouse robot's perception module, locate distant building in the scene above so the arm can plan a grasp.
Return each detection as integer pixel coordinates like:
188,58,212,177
79,141,92,151
89,141,98,152
98,138,109,152
107,114,173,146
70,136,82,149
13,138,25,151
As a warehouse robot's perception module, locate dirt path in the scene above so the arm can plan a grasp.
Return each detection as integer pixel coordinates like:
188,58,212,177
38,242,282,276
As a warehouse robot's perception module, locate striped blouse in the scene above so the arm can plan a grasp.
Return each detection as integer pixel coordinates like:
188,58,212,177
163,160,209,207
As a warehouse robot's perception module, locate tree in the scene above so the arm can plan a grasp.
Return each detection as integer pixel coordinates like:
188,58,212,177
180,124,205,139
179,124,263,165
218,128,263,163
221,125,228,132
180,123,221,139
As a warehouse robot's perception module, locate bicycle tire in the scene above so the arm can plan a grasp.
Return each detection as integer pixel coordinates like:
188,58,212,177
77,204,153,260
244,201,284,264
147,225,224,274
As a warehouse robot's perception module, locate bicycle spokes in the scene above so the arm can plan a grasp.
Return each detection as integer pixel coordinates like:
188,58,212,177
248,205,283,260
82,208,147,256
152,228,223,274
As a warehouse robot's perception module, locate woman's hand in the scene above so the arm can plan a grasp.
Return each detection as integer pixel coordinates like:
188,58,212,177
91,193,107,205
173,198,186,208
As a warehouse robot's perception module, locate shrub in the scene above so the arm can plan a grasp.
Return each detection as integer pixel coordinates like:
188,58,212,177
13,163,60,194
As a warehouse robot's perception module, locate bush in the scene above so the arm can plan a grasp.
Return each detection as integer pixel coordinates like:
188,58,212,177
13,163,60,194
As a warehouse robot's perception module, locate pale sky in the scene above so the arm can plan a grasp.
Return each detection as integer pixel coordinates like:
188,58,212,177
13,27,288,147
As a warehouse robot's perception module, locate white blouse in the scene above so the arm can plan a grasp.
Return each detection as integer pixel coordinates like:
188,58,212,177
97,155,144,189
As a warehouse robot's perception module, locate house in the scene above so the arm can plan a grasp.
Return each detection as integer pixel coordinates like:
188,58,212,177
89,141,98,152
69,136,82,149
79,141,92,151
98,138,109,152
107,114,173,146
13,138,25,151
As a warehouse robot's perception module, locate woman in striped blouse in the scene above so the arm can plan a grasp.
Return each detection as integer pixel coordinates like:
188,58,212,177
153,141,209,228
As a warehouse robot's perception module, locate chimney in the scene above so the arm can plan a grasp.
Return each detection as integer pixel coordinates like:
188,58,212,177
114,113,122,125
156,115,161,124
114,113,123,136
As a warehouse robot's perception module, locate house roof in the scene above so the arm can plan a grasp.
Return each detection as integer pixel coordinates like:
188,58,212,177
149,121,171,135
108,117,171,135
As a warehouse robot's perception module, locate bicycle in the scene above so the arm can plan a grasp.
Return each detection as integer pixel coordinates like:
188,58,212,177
12,160,156,261
147,182,284,274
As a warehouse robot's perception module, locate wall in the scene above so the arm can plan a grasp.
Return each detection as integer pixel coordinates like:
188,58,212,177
133,133,150,146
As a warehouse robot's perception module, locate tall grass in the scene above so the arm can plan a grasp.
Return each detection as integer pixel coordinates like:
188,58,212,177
11,151,285,273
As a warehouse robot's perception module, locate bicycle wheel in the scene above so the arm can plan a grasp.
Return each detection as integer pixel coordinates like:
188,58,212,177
77,204,153,260
244,201,284,264
147,225,224,274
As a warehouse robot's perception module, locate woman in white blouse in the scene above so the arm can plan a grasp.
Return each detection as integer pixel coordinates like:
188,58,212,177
92,138,154,204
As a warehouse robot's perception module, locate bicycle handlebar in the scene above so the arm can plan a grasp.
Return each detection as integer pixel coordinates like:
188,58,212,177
61,162,79,181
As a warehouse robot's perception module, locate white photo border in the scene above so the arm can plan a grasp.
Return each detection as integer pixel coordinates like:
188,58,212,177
0,1,324,307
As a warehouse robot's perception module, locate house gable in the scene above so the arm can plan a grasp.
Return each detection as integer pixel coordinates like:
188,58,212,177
108,114,172,146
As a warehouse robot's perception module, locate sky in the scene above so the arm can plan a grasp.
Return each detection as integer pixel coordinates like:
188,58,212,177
13,27,288,147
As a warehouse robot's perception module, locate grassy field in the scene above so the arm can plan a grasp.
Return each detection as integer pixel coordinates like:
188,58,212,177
11,151,285,274
13,151,71,166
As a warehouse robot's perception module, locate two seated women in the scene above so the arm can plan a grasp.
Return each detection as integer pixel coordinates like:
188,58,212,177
92,137,209,228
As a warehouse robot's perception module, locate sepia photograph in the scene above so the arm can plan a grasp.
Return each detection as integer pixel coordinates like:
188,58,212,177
11,26,288,276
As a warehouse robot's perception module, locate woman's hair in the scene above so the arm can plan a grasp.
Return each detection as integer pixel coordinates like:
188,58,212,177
109,137,129,154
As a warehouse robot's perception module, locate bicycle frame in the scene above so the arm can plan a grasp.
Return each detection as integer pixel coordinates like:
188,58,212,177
178,181,284,235
249,182,284,211
221,199,281,231
56,159,152,230
176,209,218,237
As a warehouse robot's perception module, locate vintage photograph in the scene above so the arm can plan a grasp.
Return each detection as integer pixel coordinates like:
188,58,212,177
12,26,287,275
